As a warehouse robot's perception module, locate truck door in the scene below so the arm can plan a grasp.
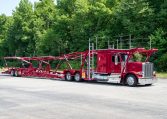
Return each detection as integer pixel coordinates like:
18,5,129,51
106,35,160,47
111,54,121,73
97,53,107,73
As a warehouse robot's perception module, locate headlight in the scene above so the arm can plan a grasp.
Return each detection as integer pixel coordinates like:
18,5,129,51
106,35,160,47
153,71,156,76
137,72,143,75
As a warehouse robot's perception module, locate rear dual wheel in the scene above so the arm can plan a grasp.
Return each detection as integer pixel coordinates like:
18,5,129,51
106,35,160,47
65,72,82,82
74,73,82,82
65,72,73,81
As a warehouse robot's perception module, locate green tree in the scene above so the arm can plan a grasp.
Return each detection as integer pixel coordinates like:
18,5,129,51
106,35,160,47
6,0,34,56
44,0,113,54
150,28,167,71
159,0,167,30
111,0,154,36
39,0,77,55
0,14,13,57
0,0,166,72
34,0,57,55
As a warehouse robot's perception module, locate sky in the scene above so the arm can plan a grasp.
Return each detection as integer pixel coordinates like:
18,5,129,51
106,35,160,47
0,0,56,16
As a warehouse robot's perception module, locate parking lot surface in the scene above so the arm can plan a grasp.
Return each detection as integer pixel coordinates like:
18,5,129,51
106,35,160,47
0,74,167,119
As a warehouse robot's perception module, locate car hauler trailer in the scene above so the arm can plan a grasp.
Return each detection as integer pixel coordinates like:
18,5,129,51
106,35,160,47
3,47,158,86
3,57,35,77
3,56,64,79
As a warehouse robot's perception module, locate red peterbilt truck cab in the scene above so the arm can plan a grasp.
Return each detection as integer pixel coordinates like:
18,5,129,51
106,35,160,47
91,48,158,86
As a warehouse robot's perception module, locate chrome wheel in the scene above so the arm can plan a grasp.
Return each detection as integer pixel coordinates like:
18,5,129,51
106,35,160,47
126,75,137,86
65,72,72,81
15,71,18,77
11,70,15,76
74,73,81,82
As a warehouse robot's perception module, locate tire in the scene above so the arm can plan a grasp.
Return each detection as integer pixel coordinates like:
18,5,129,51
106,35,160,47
11,70,15,76
15,70,20,77
65,72,73,81
145,84,152,86
126,74,138,87
15,70,18,77
74,72,82,82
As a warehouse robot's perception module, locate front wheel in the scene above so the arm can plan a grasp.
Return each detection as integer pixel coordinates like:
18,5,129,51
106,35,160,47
126,74,138,87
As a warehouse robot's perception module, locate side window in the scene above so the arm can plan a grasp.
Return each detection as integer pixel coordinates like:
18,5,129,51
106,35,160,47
112,55,120,63
112,56,115,62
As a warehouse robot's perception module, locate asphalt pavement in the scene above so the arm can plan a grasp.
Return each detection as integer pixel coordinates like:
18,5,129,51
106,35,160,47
0,74,167,119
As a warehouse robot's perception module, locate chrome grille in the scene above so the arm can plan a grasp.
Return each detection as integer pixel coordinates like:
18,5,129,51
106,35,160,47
142,63,153,78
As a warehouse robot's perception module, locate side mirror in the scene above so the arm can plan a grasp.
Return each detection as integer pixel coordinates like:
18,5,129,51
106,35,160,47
115,55,118,65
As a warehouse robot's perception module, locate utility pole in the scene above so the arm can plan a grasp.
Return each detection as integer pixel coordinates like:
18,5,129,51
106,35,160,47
117,39,118,49
108,40,111,49
96,36,98,50
92,43,94,71
88,38,91,80
120,36,122,49
150,38,152,49
81,54,82,65
129,34,131,49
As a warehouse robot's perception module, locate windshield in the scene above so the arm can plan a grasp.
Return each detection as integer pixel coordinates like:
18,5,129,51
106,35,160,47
129,52,147,62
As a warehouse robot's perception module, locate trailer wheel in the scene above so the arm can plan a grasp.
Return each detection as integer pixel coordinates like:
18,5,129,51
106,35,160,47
74,73,82,82
126,74,138,87
15,70,20,77
15,70,18,77
65,72,73,81
11,70,15,76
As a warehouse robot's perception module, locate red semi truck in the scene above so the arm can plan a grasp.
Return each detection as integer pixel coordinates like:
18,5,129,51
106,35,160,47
3,47,158,86
63,48,158,86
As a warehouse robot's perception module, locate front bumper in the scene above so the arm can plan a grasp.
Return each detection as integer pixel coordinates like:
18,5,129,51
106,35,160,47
138,77,157,85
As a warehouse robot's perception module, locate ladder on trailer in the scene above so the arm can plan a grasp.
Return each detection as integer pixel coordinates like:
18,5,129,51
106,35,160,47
88,39,94,80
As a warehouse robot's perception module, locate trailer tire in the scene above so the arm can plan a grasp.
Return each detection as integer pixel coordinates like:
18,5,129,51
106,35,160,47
74,72,82,82
126,74,138,87
65,72,73,81
15,70,20,77
11,70,15,76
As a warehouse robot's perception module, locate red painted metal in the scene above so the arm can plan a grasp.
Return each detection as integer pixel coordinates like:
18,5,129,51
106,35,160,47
3,48,158,85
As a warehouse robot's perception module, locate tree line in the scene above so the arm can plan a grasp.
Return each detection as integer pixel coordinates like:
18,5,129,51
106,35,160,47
0,0,167,71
